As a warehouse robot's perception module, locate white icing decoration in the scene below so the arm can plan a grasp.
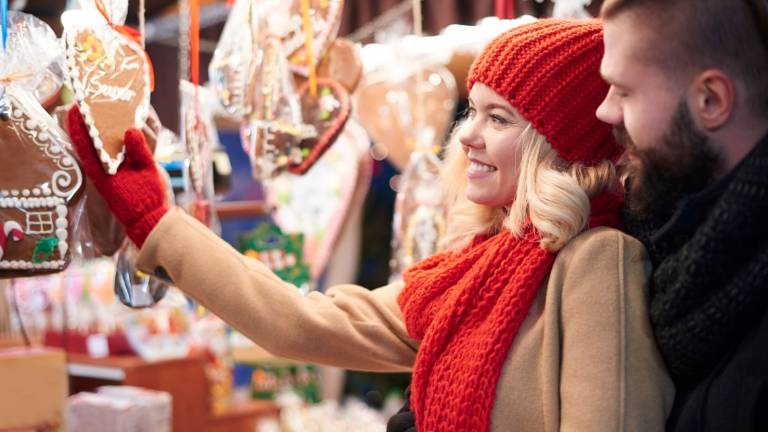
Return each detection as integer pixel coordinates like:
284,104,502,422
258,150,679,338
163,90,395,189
32,188,40,196
21,189,30,197
0,260,66,270
62,24,151,176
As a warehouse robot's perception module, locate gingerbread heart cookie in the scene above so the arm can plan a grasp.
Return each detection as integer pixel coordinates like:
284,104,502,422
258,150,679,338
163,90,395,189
288,78,350,175
63,19,151,175
355,64,458,171
315,38,363,93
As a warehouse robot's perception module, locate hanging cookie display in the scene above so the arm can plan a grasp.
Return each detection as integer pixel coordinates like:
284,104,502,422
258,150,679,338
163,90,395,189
0,87,84,278
0,12,66,109
315,38,363,93
356,63,458,170
208,0,259,116
388,0,450,282
265,119,371,280
288,77,350,175
62,8,151,175
179,81,220,229
266,0,344,77
240,36,313,179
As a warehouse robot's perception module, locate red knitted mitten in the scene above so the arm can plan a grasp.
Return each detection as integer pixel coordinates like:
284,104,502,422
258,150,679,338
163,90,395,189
68,105,168,248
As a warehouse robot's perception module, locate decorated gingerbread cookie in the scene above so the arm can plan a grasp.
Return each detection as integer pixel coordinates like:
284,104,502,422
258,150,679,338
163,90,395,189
0,87,84,278
288,78,350,175
355,64,458,170
63,16,151,175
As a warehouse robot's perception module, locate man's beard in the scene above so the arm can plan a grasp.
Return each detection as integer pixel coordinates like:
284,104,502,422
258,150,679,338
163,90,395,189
616,100,723,227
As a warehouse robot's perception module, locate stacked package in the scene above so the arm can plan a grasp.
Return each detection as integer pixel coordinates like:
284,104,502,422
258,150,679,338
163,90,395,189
66,386,171,432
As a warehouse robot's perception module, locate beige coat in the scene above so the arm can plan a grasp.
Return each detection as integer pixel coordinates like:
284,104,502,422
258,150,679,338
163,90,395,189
137,208,674,431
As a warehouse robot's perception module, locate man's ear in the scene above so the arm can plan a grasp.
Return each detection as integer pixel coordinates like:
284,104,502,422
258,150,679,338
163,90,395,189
687,69,735,131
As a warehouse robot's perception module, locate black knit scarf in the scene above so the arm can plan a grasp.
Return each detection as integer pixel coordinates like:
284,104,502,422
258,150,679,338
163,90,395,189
641,133,768,385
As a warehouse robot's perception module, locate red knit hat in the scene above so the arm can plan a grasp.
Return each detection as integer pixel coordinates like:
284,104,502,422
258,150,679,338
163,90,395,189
467,19,622,166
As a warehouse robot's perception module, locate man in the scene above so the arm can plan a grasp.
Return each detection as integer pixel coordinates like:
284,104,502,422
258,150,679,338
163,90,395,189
597,0,768,430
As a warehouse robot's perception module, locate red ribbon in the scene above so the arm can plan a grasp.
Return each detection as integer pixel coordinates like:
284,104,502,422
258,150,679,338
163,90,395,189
190,0,200,87
94,0,156,92
494,0,516,19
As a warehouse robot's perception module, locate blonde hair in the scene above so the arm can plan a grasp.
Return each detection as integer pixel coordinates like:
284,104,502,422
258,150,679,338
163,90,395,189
441,123,620,252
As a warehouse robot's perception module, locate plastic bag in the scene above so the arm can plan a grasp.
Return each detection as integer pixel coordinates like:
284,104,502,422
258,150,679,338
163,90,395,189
208,0,259,117
0,12,65,107
240,36,312,179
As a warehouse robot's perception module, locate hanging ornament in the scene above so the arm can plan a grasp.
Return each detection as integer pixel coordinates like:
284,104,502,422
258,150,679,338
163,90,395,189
264,0,344,77
388,132,446,283
287,77,350,175
179,0,221,231
179,81,221,231
265,119,371,281
0,86,84,278
388,0,449,282
356,63,457,170
240,36,312,179
0,12,66,108
62,3,153,175
208,0,260,116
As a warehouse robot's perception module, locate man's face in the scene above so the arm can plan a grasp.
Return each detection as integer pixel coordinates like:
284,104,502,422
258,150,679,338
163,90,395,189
598,13,723,222
617,101,721,221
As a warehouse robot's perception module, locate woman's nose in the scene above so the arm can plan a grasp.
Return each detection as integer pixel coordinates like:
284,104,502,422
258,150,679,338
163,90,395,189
458,117,484,150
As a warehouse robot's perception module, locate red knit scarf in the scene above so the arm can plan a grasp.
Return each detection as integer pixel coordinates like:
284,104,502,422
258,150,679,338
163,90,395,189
397,192,623,431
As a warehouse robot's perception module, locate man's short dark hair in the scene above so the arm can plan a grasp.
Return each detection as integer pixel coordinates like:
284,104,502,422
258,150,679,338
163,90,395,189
601,0,768,117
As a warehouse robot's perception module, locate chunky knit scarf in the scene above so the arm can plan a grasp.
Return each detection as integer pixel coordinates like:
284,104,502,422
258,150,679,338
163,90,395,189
647,134,768,385
397,193,623,431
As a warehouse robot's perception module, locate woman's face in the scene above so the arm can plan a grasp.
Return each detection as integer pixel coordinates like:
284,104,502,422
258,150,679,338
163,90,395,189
458,83,529,207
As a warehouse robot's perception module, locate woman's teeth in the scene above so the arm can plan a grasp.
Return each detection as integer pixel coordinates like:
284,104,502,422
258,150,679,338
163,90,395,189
468,161,497,173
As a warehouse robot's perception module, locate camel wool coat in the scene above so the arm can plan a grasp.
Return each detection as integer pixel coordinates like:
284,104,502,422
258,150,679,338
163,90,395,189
137,208,674,431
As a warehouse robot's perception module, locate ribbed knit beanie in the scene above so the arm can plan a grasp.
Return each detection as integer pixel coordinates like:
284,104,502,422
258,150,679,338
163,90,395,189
467,19,622,165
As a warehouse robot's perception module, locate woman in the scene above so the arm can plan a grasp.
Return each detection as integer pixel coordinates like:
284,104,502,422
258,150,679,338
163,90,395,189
69,19,673,431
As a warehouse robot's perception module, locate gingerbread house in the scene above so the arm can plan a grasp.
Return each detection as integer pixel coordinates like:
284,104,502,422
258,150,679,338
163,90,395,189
0,86,83,277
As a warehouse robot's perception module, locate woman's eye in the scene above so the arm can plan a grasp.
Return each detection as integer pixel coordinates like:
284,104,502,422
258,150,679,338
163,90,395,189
465,107,477,118
490,114,510,125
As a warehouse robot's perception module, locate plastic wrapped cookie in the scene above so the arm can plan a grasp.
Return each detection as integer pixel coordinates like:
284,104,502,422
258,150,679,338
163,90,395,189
0,87,84,278
62,8,151,175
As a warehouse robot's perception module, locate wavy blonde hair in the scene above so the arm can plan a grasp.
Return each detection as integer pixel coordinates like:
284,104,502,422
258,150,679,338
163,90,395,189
441,122,620,252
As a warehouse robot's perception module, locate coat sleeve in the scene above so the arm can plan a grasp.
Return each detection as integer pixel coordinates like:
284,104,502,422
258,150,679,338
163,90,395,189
555,228,674,432
135,208,418,372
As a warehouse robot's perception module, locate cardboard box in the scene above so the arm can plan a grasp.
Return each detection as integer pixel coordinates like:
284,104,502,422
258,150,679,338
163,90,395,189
0,347,68,431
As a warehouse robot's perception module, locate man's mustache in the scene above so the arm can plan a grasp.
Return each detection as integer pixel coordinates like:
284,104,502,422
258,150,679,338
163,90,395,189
612,124,635,150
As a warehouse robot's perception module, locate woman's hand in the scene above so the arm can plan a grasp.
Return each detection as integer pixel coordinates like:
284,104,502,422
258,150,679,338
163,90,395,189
67,105,169,247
